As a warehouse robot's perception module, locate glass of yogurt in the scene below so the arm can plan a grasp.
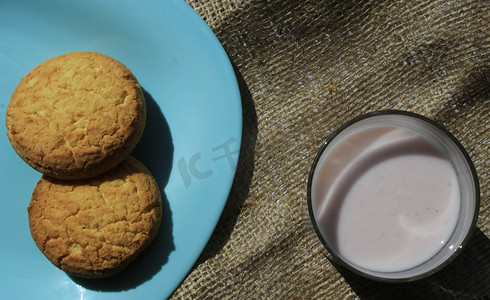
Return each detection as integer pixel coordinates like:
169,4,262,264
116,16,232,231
307,110,480,282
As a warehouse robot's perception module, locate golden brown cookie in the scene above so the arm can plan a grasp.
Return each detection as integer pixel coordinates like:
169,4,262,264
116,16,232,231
27,156,162,278
5,51,146,179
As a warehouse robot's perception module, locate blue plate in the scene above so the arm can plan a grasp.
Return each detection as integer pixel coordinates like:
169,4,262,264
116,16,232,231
0,0,241,299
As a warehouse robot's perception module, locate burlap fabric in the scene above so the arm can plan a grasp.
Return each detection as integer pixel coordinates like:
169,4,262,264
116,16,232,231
172,1,489,299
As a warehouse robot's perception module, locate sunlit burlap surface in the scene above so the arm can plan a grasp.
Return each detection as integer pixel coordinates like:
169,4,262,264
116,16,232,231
172,1,489,298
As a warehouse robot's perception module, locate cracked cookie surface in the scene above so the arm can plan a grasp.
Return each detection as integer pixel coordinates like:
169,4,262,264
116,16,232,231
27,156,162,278
5,51,146,179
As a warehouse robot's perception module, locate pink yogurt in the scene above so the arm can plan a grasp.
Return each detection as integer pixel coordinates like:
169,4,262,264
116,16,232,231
308,111,479,281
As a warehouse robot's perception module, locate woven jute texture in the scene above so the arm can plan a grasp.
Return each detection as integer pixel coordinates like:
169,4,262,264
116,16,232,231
172,0,489,299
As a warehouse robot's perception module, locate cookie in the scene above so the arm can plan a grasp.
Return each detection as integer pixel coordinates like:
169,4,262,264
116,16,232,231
5,51,146,179
27,156,162,278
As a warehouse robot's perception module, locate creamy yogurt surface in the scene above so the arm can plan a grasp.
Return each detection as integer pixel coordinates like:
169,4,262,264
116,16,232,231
312,125,461,273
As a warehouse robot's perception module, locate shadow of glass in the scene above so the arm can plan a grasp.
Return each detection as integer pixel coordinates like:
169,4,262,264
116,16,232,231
331,227,490,299
71,88,175,291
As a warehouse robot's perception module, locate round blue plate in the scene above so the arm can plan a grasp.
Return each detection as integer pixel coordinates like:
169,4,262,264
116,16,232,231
0,0,242,299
